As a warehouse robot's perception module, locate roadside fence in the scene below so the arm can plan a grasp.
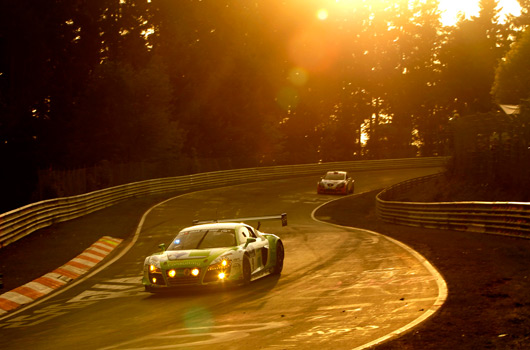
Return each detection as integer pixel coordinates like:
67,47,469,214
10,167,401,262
377,173,530,239
0,157,446,249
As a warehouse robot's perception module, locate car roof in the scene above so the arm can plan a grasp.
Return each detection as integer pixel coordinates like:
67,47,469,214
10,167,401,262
326,171,347,175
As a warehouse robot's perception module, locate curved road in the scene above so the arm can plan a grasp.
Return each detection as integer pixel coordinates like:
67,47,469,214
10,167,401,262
0,168,444,349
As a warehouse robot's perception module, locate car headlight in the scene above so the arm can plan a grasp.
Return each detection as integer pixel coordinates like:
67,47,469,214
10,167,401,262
337,182,345,188
149,264,161,273
207,259,232,272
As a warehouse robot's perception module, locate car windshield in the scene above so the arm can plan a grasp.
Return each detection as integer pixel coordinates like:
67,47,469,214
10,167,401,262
167,229,237,250
324,173,345,180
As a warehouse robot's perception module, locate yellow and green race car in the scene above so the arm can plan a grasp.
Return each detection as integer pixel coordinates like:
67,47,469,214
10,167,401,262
142,214,286,292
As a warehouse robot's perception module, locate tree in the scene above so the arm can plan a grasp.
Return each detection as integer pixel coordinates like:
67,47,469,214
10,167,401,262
0,0,69,211
386,0,445,157
307,0,444,159
506,0,530,31
492,28,530,104
0,0,169,209
439,0,511,115
65,58,184,166
148,0,288,164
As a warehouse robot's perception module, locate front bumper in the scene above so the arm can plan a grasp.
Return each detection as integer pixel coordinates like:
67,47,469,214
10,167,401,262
143,265,239,290
317,185,347,194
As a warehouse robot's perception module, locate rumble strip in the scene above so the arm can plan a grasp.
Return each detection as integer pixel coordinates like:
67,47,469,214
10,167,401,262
0,236,122,315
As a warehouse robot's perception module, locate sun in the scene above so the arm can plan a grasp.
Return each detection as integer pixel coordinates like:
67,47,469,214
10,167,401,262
438,0,479,26
311,0,521,26
438,0,521,26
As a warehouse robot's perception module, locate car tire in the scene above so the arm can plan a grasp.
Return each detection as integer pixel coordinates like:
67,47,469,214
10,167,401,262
272,240,284,275
242,256,251,285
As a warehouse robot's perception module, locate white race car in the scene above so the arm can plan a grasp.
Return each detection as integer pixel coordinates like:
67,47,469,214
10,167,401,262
317,171,354,194
142,214,286,292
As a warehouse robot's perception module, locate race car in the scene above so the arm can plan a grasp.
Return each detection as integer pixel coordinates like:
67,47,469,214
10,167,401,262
142,214,286,292
317,171,354,195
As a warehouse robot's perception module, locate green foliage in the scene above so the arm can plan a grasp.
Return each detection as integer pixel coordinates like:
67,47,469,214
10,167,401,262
506,0,530,31
1,0,528,210
66,58,183,166
492,29,530,104
439,0,510,115
146,0,287,165
450,108,530,199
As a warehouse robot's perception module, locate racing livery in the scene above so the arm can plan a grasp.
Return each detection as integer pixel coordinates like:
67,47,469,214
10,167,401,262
317,171,354,194
142,214,286,292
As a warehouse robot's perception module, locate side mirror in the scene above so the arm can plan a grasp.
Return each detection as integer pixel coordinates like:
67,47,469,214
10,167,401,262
159,243,166,252
244,237,257,248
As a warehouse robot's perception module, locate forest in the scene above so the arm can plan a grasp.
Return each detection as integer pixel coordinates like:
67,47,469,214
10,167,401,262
1,0,530,212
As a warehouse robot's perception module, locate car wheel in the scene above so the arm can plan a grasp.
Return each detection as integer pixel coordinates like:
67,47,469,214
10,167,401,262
242,256,251,285
272,240,284,275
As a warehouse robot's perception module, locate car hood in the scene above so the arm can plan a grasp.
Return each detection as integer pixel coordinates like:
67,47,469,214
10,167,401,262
149,248,236,268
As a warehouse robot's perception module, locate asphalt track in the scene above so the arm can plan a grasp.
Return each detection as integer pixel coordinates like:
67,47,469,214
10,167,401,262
0,167,443,349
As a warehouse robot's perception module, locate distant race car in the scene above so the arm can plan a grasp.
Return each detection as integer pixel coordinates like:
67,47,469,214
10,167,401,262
317,171,354,195
142,214,287,292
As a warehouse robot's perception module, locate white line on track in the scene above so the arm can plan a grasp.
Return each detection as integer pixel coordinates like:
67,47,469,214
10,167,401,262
1,183,448,350
311,191,448,350
0,188,226,322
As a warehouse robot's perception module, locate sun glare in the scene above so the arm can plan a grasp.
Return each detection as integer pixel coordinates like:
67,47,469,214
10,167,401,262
438,0,521,26
317,8,329,20
310,0,521,26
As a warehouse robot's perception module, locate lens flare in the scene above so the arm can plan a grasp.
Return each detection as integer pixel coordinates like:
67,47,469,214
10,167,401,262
317,9,328,20
288,67,308,86
183,307,214,334
288,29,338,73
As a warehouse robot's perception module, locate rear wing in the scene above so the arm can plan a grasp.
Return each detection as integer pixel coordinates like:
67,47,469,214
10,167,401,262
193,213,287,230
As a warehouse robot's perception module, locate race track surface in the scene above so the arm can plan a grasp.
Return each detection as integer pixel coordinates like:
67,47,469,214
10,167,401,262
317,190,530,349
0,168,444,349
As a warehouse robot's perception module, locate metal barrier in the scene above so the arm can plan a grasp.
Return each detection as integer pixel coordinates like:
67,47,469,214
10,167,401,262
0,157,447,248
377,173,530,239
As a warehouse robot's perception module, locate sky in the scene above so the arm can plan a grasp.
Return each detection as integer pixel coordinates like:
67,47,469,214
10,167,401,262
316,0,522,26
438,0,522,26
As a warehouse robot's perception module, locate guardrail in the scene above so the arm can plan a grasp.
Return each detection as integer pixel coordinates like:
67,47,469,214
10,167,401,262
0,157,447,249
376,173,530,239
